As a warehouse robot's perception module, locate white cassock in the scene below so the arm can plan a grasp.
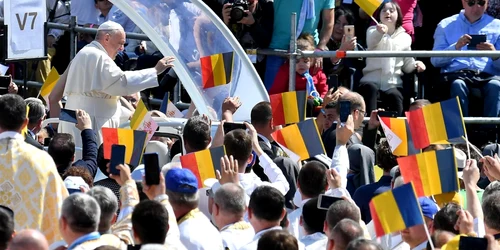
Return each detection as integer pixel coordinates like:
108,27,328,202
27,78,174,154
60,40,158,148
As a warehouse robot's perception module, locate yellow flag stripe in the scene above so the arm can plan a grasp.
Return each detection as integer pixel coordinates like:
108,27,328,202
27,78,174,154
282,125,309,160
423,103,447,145
283,91,299,124
117,129,135,164
371,190,407,233
354,0,384,16
417,151,443,196
195,149,217,181
130,100,147,130
211,54,227,87
391,118,407,156
40,67,60,98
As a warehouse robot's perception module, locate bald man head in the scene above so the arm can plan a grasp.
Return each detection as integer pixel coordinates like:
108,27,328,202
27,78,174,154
9,229,49,250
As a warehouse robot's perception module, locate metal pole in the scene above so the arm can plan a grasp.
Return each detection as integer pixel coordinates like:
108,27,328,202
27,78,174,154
173,81,180,104
69,16,77,60
289,13,297,92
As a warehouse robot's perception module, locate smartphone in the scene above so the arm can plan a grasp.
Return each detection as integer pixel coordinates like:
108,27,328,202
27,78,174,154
223,122,247,134
378,111,399,118
143,153,160,185
459,236,488,250
0,75,10,95
339,101,351,124
109,144,126,175
317,194,343,210
344,25,355,41
59,109,78,124
468,34,487,50
44,138,51,146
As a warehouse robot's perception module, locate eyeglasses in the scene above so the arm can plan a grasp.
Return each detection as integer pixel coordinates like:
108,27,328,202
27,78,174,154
467,0,486,6
356,109,367,117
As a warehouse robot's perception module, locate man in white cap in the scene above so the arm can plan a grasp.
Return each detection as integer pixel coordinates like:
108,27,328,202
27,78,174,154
49,20,175,147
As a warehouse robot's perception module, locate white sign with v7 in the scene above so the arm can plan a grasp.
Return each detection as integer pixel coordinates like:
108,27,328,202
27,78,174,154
4,0,46,59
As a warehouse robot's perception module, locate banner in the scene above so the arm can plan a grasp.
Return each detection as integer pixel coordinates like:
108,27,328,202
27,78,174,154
4,0,47,59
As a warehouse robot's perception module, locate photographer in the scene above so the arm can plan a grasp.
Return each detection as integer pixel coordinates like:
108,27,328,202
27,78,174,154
222,0,274,78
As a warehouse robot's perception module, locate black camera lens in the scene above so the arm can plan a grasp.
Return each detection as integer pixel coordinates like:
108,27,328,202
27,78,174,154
230,7,246,21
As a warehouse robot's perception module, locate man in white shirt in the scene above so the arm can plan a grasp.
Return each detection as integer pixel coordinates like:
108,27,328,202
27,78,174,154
289,162,328,239
165,168,224,250
211,123,290,197
50,20,174,147
240,186,304,250
212,183,254,250
300,198,328,249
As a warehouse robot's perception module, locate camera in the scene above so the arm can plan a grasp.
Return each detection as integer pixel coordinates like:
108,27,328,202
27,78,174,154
230,0,249,22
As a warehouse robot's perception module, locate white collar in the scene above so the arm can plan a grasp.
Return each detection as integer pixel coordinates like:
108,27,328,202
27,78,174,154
301,232,327,241
257,134,271,148
0,131,24,140
254,226,282,240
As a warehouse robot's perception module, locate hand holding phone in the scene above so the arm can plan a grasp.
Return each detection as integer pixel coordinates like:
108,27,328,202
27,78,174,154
223,122,247,134
459,236,488,250
143,153,160,185
317,194,343,210
59,109,78,124
110,145,126,176
0,75,10,95
339,101,351,125
468,34,487,50
344,25,355,41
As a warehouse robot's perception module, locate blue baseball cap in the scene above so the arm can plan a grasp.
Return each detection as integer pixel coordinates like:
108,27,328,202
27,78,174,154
419,197,439,220
165,168,198,194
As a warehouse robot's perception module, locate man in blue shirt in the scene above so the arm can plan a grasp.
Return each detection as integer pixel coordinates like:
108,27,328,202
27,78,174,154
431,0,500,117
263,0,335,90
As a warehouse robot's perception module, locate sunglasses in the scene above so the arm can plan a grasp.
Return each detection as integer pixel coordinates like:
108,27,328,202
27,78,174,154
467,0,486,6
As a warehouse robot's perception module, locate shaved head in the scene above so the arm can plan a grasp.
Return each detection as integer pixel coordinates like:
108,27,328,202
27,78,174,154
9,229,49,250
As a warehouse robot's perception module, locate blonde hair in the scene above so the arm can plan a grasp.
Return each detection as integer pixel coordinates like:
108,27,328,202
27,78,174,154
297,33,315,51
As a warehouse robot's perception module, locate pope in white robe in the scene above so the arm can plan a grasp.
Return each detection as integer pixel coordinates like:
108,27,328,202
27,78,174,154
49,21,174,148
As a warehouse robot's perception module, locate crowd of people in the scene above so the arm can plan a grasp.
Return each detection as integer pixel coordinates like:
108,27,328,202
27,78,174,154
2,0,500,250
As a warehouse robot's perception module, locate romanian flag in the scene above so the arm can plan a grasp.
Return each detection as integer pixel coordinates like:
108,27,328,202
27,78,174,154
130,99,148,130
406,97,466,149
271,119,325,160
397,148,459,197
369,182,424,237
180,146,226,188
39,67,60,101
102,128,148,167
354,0,384,16
270,91,307,126
379,117,420,156
201,52,234,89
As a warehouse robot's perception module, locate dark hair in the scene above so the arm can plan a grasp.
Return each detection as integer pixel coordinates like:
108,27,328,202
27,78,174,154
335,6,355,25
346,238,384,250
183,116,211,152
48,133,75,169
298,161,327,198
326,200,361,232
302,198,327,234
376,139,398,172
482,192,500,231
0,94,26,131
433,203,460,234
251,102,273,127
132,200,170,244
249,186,285,222
336,92,364,114
63,166,94,187
97,144,111,177
0,207,14,250
280,211,288,228
332,219,364,249
257,230,298,250
376,0,403,29
224,129,253,168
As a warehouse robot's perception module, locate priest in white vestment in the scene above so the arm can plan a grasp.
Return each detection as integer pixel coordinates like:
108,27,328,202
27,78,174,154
49,21,174,148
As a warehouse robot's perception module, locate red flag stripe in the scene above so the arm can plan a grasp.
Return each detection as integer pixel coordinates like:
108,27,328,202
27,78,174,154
369,201,385,237
270,94,286,126
201,56,215,89
397,155,425,197
102,128,119,159
406,109,430,149
180,153,203,188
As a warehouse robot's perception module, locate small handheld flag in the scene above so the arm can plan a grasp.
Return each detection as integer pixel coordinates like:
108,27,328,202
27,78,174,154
130,99,148,130
39,67,60,101
406,97,466,149
201,52,234,89
369,182,424,237
271,119,325,160
354,0,384,17
269,91,307,126
102,128,148,167
379,117,420,156
397,148,459,197
180,146,226,188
